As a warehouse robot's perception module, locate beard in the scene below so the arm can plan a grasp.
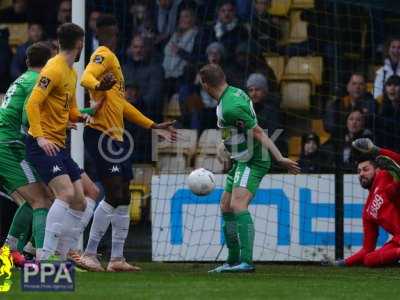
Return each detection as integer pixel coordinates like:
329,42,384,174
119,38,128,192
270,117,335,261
359,176,373,189
74,49,82,62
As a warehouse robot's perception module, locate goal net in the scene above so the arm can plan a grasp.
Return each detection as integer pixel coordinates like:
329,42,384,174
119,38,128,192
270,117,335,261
83,0,395,262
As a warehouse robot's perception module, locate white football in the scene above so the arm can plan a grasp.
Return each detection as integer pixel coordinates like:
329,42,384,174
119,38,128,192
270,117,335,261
187,168,215,196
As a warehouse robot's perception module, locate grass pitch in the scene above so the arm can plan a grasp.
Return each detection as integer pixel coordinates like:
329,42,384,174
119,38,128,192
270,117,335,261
5,263,400,300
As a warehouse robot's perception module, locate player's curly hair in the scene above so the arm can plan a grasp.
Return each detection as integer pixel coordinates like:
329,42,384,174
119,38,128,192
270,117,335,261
96,14,117,29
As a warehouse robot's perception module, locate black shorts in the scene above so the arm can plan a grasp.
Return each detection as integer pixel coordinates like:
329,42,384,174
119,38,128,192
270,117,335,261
84,127,133,181
25,135,82,184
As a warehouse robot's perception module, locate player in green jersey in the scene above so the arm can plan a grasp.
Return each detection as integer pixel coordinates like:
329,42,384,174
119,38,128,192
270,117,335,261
199,64,300,273
1,42,53,265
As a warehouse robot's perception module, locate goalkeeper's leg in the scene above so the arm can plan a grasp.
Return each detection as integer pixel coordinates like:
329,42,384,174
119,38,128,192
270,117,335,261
364,241,400,267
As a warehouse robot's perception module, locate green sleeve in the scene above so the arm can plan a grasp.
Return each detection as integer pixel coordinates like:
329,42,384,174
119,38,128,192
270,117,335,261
79,107,95,116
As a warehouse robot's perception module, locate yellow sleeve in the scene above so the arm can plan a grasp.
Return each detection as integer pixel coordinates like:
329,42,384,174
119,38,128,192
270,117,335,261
123,101,154,129
69,94,81,122
81,49,110,90
26,68,60,137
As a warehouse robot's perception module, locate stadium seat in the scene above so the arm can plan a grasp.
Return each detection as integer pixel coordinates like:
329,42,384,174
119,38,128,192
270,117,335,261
197,129,221,155
280,81,311,110
0,0,12,9
311,119,330,144
157,129,198,173
132,164,153,185
288,11,308,43
264,56,285,83
291,0,315,9
194,154,224,174
129,183,150,224
3,23,28,51
163,93,181,122
288,136,301,161
158,154,187,174
282,56,323,91
268,0,291,16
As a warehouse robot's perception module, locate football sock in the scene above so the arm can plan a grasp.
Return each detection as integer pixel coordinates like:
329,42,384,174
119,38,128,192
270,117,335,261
7,202,33,251
110,205,130,259
65,197,96,252
85,199,113,255
57,208,84,260
222,212,240,265
32,208,48,249
40,199,69,260
236,210,255,265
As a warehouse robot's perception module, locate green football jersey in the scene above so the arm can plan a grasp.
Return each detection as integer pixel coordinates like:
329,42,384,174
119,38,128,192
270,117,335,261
216,86,271,163
0,70,39,143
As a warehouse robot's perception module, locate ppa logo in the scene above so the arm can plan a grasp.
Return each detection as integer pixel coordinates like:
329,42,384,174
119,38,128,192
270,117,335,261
0,245,13,293
21,261,75,292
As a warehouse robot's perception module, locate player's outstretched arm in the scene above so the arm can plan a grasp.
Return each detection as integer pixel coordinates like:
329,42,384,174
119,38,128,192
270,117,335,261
252,125,300,174
353,138,400,163
123,101,177,142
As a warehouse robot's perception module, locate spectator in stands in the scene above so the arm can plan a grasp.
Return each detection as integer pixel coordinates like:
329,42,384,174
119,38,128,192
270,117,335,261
225,42,277,91
47,0,71,38
0,0,28,23
376,75,400,151
324,73,377,138
0,27,12,93
46,38,58,56
250,0,280,53
246,73,280,135
323,109,374,172
123,34,164,122
374,37,400,100
163,7,208,96
127,1,156,41
163,6,200,85
85,10,101,63
178,42,225,131
154,0,183,48
298,132,330,173
10,22,44,80
206,0,248,60
246,72,287,168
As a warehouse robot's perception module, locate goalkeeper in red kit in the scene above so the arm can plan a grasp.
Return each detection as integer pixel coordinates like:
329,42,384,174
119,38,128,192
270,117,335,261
331,138,400,267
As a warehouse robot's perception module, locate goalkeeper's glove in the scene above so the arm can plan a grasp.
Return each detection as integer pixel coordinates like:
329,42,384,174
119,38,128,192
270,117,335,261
352,138,380,155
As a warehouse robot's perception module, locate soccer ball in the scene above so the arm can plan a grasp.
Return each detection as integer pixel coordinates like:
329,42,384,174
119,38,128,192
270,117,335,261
187,168,215,196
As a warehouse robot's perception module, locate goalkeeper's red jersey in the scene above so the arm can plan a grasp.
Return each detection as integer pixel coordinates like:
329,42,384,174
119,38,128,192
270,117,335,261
345,148,400,266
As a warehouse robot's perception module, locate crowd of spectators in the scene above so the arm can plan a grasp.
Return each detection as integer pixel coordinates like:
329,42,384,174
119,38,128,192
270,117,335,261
0,0,399,174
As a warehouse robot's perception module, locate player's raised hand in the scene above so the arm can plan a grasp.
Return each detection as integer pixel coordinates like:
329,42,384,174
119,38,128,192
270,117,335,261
278,157,300,174
37,137,59,156
95,72,117,91
352,138,379,154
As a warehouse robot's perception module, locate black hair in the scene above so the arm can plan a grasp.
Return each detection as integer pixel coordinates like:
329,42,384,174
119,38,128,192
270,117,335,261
385,75,400,87
57,23,84,50
26,41,52,68
96,14,117,30
354,152,377,168
217,0,236,9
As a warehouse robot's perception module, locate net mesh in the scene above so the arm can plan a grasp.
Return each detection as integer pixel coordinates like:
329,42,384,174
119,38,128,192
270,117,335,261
80,0,397,261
